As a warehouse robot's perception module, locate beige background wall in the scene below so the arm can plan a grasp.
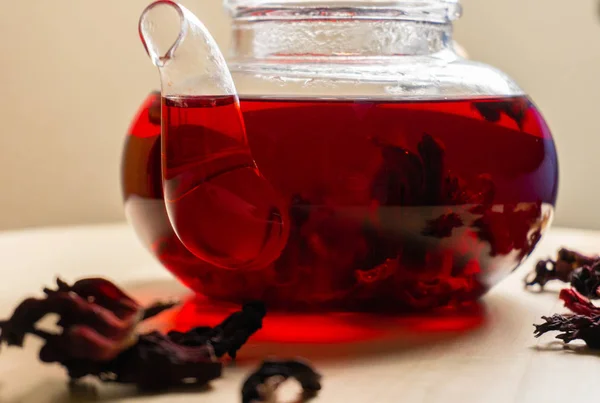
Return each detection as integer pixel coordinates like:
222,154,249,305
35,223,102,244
0,0,598,230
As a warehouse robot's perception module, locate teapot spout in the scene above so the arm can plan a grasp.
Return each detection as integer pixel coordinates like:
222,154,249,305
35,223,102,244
139,1,290,271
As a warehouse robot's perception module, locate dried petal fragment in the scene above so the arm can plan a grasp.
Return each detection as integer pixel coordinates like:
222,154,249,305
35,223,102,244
242,358,322,403
559,288,600,317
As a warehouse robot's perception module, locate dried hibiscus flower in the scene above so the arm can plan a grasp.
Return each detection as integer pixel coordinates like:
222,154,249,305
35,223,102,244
534,314,600,349
570,263,600,299
242,358,322,403
528,248,600,350
534,289,600,349
0,277,265,391
525,248,599,295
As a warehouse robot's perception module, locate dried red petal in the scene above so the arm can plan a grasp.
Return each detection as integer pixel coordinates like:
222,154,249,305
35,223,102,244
559,288,600,317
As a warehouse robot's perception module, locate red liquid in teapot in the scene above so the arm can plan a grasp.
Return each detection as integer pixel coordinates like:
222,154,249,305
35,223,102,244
122,93,557,313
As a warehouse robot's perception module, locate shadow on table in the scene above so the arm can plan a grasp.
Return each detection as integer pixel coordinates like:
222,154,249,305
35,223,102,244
71,381,214,402
531,341,600,357
521,286,561,296
125,278,489,363
5,379,214,403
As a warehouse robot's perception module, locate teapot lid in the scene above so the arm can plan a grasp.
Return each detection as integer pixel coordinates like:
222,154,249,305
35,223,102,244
225,0,459,5
225,0,461,19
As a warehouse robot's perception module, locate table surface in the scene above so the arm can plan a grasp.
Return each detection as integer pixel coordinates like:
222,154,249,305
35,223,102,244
0,223,598,403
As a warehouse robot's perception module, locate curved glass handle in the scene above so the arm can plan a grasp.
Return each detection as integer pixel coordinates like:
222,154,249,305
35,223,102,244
139,1,289,271
139,0,236,98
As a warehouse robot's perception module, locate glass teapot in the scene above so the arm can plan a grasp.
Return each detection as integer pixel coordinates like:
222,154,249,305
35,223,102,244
122,0,558,313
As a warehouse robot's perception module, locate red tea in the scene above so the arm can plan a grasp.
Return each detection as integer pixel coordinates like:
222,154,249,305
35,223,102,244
122,93,558,312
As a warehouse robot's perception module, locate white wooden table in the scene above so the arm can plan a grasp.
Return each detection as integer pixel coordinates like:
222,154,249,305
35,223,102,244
0,223,597,403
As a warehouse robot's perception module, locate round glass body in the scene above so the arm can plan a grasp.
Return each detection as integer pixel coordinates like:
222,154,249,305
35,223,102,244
122,0,559,313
